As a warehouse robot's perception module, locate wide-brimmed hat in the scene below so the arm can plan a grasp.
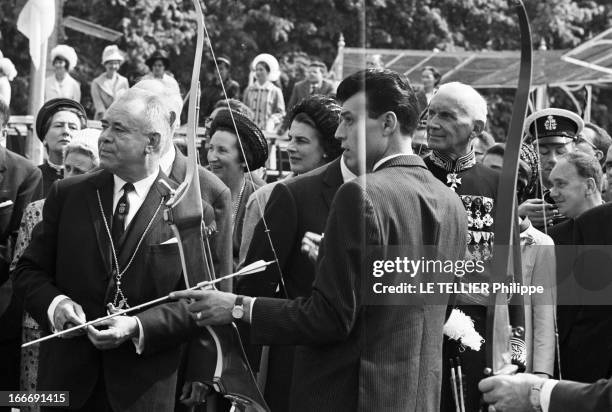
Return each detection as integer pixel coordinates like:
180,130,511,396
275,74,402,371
35,98,87,141
210,109,268,170
145,50,170,69
101,45,125,65
51,45,78,70
0,57,17,81
524,108,584,146
251,53,280,82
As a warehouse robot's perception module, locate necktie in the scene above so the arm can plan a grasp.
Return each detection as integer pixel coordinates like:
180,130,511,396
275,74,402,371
310,84,316,95
111,183,135,248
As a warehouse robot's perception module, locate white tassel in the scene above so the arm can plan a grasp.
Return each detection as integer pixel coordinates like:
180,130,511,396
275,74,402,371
443,308,484,351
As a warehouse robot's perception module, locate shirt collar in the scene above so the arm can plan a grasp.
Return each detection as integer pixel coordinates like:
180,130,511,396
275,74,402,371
340,154,357,183
160,145,176,176
372,153,412,172
113,170,159,199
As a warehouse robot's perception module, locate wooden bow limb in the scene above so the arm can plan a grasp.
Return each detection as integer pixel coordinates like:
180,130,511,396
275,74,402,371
484,0,532,380
21,260,273,349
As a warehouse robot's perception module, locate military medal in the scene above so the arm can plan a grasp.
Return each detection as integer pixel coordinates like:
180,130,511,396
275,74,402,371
446,172,462,191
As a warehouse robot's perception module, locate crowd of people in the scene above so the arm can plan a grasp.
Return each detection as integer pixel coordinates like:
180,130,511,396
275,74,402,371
0,41,612,412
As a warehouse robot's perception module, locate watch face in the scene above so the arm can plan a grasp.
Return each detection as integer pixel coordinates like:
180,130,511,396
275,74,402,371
232,306,244,319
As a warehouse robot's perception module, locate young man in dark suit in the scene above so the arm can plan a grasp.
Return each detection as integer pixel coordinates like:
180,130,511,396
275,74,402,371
13,88,204,411
287,61,335,110
173,68,468,411
0,100,42,411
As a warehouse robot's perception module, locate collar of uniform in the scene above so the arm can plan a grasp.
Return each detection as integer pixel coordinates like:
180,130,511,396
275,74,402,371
340,154,357,183
113,171,159,200
160,144,176,176
429,150,476,172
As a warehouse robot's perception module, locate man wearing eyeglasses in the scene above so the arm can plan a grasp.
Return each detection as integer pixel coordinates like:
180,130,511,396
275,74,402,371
575,122,612,168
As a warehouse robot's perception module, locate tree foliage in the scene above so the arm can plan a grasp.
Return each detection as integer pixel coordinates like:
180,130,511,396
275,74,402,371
0,0,611,131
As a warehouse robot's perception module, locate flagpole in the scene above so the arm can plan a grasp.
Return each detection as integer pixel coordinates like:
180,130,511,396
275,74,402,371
26,38,46,165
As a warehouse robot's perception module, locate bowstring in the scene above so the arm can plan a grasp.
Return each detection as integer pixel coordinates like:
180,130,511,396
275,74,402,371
528,92,550,237
202,15,288,297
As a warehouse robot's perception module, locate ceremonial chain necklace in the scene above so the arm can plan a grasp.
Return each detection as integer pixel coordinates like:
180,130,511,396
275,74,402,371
231,178,247,224
96,190,164,311
430,150,476,191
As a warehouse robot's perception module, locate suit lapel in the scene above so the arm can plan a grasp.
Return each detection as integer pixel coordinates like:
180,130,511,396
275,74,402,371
117,170,175,267
85,170,114,278
0,147,8,188
322,157,344,210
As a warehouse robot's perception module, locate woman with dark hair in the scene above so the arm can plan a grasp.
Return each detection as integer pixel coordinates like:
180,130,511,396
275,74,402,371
45,45,81,102
242,55,285,132
422,65,441,101
239,95,343,263
207,109,269,268
34,98,88,198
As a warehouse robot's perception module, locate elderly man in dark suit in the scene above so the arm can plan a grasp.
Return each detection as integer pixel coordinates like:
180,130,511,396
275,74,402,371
13,88,206,411
0,99,42,410
287,61,335,110
173,68,468,411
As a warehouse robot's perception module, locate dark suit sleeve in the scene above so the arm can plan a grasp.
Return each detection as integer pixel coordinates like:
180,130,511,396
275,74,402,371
237,183,298,298
250,181,377,345
12,181,62,329
550,379,612,412
210,185,232,284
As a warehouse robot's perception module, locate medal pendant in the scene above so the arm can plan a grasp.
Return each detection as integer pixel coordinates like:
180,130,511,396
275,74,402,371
446,172,462,191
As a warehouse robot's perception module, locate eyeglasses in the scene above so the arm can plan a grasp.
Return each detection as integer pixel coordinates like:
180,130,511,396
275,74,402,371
576,135,598,151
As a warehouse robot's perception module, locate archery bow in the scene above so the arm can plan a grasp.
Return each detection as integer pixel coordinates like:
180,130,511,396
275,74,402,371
161,0,269,410
484,0,533,378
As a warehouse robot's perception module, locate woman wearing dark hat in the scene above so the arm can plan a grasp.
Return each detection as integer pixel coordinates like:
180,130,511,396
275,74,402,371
142,49,180,93
207,109,268,267
35,98,87,198
239,95,343,263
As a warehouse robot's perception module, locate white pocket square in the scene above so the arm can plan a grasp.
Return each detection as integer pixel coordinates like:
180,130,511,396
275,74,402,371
0,200,13,208
160,237,178,245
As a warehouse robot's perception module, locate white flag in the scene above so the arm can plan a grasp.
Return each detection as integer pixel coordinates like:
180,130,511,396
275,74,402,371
17,0,55,69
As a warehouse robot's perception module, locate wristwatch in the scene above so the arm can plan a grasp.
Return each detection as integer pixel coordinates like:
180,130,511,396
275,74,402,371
529,379,545,412
231,295,245,320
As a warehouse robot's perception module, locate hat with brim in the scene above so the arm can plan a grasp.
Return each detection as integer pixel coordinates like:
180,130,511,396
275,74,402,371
524,108,584,145
36,98,87,142
101,45,125,65
216,56,231,68
51,45,78,70
145,50,170,69
210,109,268,170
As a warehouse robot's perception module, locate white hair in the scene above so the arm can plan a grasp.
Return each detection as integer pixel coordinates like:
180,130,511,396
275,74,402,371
133,79,183,128
436,82,488,123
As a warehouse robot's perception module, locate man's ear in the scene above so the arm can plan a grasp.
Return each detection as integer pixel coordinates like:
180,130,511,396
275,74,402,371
595,150,604,162
145,132,162,153
585,177,599,196
381,111,398,136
